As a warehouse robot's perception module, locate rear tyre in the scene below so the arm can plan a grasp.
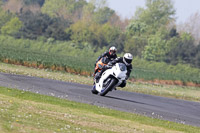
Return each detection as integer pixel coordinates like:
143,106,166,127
91,89,98,94
100,78,117,96
91,85,98,94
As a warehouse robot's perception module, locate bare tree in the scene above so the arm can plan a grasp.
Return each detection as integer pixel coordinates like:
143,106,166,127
3,0,23,13
3,0,41,14
177,12,200,45
108,13,130,31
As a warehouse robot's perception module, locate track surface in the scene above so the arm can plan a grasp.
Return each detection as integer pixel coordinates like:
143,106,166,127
0,72,200,127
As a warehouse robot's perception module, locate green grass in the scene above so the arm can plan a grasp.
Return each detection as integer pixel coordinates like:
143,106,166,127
125,83,200,101
0,44,200,83
0,86,200,133
0,62,200,102
0,46,94,73
132,59,200,84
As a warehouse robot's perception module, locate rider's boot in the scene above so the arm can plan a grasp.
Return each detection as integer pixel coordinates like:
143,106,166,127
110,87,117,91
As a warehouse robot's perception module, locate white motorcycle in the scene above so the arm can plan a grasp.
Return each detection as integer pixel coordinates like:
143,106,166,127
92,63,127,96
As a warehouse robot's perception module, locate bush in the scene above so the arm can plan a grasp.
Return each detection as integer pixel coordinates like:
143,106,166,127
131,57,200,83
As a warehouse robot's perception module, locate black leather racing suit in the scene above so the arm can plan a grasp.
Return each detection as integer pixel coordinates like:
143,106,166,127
95,51,117,65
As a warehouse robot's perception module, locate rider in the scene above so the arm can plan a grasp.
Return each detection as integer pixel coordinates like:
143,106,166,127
95,46,117,67
95,53,133,87
93,46,117,79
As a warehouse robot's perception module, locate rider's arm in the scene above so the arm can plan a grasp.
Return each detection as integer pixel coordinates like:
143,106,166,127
96,52,108,63
109,57,121,65
126,65,133,79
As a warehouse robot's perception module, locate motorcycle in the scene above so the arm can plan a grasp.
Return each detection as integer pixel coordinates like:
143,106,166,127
92,63,127,96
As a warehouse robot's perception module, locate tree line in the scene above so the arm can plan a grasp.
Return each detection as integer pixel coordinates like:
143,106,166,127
0,0,199,68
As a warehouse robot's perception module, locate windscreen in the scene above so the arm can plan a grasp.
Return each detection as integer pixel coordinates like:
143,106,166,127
118,63,127,71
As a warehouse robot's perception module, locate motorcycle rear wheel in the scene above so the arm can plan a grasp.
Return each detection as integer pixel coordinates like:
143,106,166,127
91,85,98,94
91,89,98,94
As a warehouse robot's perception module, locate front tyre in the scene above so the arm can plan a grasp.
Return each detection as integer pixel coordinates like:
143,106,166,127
100,78,117,96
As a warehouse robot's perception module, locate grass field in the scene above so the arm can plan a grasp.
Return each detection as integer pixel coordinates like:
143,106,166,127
0,86,200,133
0,62,200,102
1,46,200,84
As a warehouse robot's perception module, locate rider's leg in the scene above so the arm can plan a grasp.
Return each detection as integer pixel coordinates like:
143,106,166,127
95,69,105,83
94,72,101,83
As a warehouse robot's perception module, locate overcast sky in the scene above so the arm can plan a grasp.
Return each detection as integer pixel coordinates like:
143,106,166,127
105,0,200,23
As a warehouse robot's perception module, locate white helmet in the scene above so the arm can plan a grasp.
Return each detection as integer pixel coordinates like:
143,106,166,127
109,46,117,55
123,53,133,66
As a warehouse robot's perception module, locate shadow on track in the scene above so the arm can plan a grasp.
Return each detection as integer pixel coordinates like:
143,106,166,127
105,95,160,107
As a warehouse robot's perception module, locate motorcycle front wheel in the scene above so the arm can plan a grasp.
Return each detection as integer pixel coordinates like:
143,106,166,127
100,78,117,96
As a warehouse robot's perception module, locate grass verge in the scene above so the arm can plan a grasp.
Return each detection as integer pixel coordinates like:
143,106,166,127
0,86,200,133
0,62,200,102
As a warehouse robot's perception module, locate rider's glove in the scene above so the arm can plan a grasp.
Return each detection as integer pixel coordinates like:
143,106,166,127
102,65,106,69
107,62,112,67
105,65,112,69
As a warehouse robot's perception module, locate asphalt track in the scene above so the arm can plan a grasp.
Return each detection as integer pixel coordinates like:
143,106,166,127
0,72,200,127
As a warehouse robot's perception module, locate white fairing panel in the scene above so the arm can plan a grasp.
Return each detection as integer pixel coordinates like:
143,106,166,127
96,63,127,93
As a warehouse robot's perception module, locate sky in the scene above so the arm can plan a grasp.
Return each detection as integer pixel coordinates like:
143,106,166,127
105,0,200,23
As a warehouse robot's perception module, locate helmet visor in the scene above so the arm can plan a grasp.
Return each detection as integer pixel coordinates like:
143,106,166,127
110,50,116,55
125,58,132,64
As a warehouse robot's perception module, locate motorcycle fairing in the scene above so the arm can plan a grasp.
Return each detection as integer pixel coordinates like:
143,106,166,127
96,63,127,92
